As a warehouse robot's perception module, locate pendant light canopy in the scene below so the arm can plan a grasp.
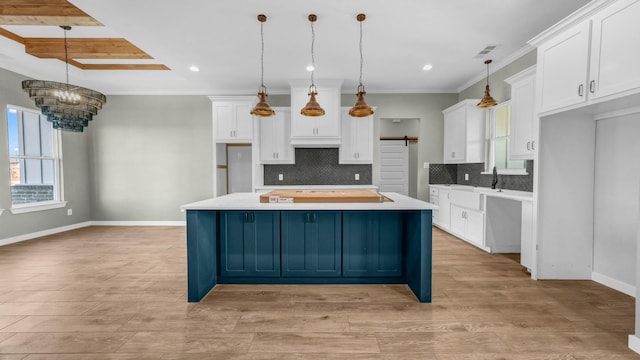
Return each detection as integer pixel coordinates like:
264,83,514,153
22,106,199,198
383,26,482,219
349,13,374,118
301,14,325,117
250,14,275,117
477,59,498,108
22,26,106,132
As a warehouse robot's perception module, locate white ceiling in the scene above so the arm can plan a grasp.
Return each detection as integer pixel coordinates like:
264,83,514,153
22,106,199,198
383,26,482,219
0,0,591,95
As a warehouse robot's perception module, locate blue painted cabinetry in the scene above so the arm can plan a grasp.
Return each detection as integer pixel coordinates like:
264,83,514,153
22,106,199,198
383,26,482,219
281,211,342,277
343,211,403,277
219,211,280,277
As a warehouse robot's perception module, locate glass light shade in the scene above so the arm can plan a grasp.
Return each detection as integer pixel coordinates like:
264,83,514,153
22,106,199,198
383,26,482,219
349,85,374,117
250,89,275,117
300,87,325,116
477,84,498,108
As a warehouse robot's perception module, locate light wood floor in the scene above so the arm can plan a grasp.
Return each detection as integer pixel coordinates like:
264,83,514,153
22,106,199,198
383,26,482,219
0,225,637,359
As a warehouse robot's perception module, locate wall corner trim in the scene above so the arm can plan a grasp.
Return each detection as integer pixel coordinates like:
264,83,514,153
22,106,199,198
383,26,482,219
90,221,186,227
629,335,640,355
592,271,636,297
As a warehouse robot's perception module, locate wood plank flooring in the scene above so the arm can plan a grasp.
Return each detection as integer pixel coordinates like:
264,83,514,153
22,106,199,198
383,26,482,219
0,225,637,359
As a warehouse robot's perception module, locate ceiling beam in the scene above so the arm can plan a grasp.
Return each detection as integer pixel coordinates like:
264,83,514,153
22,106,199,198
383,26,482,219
25,38,154,59
0,0,101,26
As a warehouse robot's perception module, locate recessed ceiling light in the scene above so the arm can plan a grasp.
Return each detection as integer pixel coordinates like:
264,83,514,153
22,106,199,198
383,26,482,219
422,64,433,71
189,65,200,72
306,65,315,72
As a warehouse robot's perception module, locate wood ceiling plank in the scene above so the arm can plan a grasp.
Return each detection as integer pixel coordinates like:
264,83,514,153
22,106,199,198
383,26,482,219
78,64,171,71
0,26,24,44
0,0,102,26
24,38,154,59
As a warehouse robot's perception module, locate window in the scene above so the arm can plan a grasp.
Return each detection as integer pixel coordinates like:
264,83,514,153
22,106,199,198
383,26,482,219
7,106,64,210
485,101,526,174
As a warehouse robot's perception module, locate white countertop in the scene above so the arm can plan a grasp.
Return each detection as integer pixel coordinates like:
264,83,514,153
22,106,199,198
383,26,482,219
429,184,533,202
182,192,437,211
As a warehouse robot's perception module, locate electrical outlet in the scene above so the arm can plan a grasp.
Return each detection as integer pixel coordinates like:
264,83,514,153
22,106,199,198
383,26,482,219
355,173,360,181
465,173,469,181
67,209,72,216
423,162,429,169
278,174,283,181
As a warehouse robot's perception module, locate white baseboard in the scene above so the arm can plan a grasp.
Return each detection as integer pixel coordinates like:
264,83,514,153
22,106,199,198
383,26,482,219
490,245,521,254
592,271,636,297
0,221,185,246
0,221,92,246
90,221,185,226
629,335,640,355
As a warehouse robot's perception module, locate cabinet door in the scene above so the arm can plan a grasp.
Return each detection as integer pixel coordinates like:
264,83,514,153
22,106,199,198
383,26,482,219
340,109,373,164
281,211,341,277
449,205,466,239
214,102,235,142
465,209,484,247
259,116,277,162
312,85,341,138
537,21,590,114
220,211,280,277
343,211,403,277
589,0,640,100
438,189,451,231
234,103,254,141
443,107,466,163
509,75,536,160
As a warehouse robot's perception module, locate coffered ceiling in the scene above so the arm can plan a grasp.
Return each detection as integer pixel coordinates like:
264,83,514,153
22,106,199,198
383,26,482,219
0,0,591,95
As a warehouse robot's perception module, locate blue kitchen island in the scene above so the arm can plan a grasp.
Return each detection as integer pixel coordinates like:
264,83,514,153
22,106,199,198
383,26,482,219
181,192,436,303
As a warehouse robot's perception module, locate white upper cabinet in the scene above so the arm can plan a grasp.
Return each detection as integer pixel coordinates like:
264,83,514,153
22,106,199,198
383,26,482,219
533,0,640,115
536,21,590,114
340,107,373,164
259,108,293,164
505,66,537,160
589,0,640,100
210,96,255,143
289,80,342,146
442,99,485,164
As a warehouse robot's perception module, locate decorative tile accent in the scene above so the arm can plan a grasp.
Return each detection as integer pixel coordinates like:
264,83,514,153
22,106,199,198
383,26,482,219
264,148,372,185
429,161,534,192
428,164,457,184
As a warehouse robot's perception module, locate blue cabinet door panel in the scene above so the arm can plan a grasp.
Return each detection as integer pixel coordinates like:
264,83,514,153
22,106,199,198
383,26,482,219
282,211,341,277
220,211,280,277
342,212,370,276
373,211,403,276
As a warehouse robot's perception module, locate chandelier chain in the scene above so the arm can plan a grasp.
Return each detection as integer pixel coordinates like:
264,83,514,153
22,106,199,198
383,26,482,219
63,27,70,89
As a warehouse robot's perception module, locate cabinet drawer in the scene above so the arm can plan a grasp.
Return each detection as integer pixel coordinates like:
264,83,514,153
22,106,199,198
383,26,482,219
450,190,482,210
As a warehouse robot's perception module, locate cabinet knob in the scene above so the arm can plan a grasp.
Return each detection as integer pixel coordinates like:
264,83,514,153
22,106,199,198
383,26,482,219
531,141,535,150
578,84,584,97
527,141,530,151
589,80,596,93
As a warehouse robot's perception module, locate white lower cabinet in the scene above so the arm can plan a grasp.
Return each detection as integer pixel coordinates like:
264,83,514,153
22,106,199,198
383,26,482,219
520,200,534,271
450,205,484,248
438,189,451,231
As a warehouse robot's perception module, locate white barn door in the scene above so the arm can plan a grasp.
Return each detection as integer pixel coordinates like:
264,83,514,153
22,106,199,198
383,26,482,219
379,140,409,195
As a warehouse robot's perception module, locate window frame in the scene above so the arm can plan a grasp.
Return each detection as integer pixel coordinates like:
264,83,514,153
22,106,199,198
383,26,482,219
6,105,66,214
483,100,528,176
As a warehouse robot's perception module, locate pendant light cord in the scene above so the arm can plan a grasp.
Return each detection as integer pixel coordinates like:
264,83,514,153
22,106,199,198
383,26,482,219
260,20,265,87
310,19,316,87
358,19,363,86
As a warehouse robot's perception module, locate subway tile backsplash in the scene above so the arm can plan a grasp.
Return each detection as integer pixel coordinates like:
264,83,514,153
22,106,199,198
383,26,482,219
429,160,534,192
264,148,372,185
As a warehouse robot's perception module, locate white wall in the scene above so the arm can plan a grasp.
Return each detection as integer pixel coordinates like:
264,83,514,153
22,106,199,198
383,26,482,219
593,114,640,289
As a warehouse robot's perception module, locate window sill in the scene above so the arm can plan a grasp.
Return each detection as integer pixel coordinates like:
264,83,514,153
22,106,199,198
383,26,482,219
481,170,529,176
10,201,67,215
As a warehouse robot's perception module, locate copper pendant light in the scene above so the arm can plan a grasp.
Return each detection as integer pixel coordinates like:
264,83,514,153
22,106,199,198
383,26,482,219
250,14,275,117
301,14,325,117
477,59,498,108
349,13,374,118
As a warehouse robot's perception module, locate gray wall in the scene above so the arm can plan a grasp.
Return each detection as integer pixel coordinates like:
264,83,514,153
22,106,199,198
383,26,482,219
0,67,92,239
88,95,212,221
